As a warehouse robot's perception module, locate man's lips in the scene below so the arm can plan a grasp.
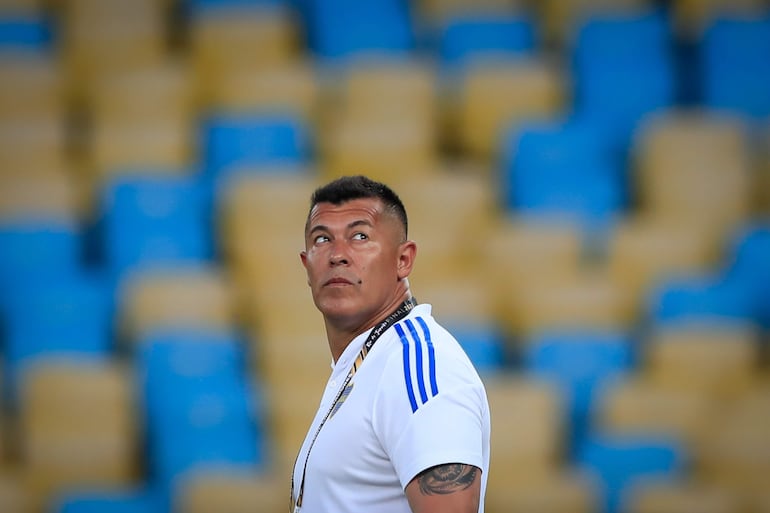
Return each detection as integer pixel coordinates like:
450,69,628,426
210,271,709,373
324,277,355,286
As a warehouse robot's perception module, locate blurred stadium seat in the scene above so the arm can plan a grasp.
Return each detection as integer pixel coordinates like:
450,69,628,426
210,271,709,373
593,375,718,466
569,9,678,154
437,12,536,70
642,321,761,398
483,374,566,489
523,330,635,454
500,117,626,230
19,357,140,513
298,0,414,61
606,215,720,318
575,434,686,513
119,263,237,342
99,174,212,280
622,477,744,513
174,464,287,513
633,109,753,243
450,56,565,159
699,12,770,120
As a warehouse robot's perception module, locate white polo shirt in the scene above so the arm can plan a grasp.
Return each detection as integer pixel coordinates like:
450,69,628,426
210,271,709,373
291,304,490,513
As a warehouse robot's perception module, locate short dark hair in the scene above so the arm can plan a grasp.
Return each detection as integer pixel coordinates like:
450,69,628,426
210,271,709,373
307,175,408,238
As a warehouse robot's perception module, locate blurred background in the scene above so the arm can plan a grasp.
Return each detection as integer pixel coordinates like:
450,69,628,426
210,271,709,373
0,0,769,512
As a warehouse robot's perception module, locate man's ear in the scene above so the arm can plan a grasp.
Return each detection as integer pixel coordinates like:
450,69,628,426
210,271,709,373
300,251,310,285
397,241,417,280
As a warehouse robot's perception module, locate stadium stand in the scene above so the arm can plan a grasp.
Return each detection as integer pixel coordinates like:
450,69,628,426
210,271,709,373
0,0,769,512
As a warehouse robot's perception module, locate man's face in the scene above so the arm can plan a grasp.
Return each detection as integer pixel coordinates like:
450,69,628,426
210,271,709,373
300,197,410,327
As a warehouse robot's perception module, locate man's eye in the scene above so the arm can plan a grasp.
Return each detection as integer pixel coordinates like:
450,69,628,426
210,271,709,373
314,235,329,244
352,232,368,241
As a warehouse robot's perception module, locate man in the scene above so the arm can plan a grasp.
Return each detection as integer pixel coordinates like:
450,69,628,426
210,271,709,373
291,175,490,513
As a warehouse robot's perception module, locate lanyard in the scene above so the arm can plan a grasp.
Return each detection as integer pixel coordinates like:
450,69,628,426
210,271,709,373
290,297,418,512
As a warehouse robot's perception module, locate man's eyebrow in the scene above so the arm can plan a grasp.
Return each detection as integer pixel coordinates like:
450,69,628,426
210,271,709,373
307,219,373,236
348,219,373,229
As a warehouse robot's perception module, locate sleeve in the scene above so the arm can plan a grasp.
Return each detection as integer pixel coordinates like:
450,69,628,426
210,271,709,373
371,343,487,490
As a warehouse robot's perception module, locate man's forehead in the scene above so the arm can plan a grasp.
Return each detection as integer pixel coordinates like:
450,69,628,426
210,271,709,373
308,198,385,226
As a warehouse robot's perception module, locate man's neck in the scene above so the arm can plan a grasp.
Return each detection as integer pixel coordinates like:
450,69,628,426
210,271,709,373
325,291,413,363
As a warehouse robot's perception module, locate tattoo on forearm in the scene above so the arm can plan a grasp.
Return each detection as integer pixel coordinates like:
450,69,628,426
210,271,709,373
417,464,478,496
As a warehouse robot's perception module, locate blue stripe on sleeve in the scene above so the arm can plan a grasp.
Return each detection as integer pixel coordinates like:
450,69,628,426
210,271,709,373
405,319,429,404
416,316,438,397
395,323,418,413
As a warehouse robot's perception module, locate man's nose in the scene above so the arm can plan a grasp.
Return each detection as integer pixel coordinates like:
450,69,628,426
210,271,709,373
329,241,349,266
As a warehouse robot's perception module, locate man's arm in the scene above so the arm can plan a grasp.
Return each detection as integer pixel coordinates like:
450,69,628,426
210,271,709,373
405,463,481,513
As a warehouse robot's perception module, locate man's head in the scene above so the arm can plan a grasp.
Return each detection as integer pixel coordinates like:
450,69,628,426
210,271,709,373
300,175,416,335
306,175,408,242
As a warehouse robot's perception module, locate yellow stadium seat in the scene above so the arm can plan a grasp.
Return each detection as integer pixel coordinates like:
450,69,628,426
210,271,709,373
509,268,635,338
0,54,64,124
338,56,438,127
450,57,565,160
594,375,718,453
85,61,197,184
208,60,319,123
480,216,583,331
189,4,301,101
119,264,238,342
414,275,497,329
0,467,27,513
606,215,720,316
0,117,69,178
217,171,319,279
623,477,745,513
61,0,169,97
393,172,497,287
486,469,599,513
176,465,289,513
695,380,770,501
0,172,80,221
259,367,328,468
319,115,438,183
484,374,566,483
644,321,760,398
316,57,442,182
634,109,753,243
18,357,139,513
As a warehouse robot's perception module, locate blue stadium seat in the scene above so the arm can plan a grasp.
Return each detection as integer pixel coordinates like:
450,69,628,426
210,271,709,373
648,272,758,326
445,322,506,375
523,331,634,455
438,14,536,70
570,10,677,154
0,220,82,323
4,272,113,403
700,15,770,120
0,219,81,285
297,0,414,60
99,175,212,280
0,15,52,51
135,331,266,493
576,434,685,513
54,488,164,513
199,113,310,213
723,220,770,328
500,118,626,230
